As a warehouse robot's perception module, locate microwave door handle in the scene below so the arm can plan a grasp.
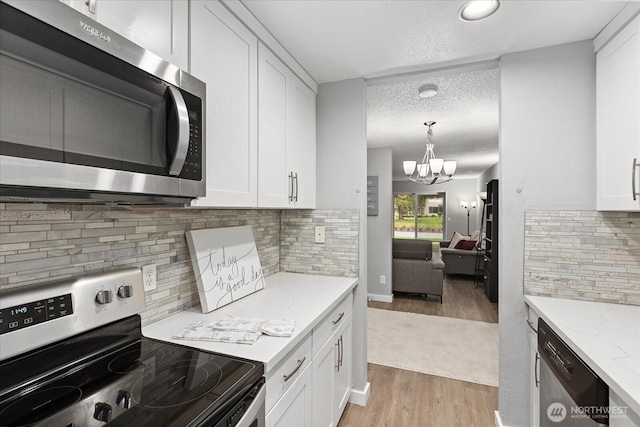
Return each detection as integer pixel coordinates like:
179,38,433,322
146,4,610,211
167,86,190,176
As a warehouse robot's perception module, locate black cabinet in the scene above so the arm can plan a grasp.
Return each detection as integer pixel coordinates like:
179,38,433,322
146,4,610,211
483,179,498,303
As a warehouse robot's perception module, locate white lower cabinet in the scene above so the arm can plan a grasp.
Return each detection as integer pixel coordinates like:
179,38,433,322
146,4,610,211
266,292,353,427
312,314,352,427
312,306,353,427
267,363,313,427
334,316,352,422
528,308,540,427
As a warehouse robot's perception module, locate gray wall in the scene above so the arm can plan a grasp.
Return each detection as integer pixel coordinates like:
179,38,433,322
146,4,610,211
394,178,482,238
499,40,596,426
367,148,393,299
316,78,369,396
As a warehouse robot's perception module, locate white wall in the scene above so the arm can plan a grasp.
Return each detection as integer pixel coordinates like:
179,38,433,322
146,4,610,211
367,148,393,299
316,78,369,398
393,178,482,238
499,40,596,426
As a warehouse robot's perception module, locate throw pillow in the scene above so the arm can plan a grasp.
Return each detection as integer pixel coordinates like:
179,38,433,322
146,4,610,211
455,239,477,250
449,231,471,249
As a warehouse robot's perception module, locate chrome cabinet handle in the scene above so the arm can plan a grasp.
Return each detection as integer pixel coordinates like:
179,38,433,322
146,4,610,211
294,172,299,202
166,86,190,176
335,341,340,371
534,352,540,388
283,357,305,382
339,335,344,368
289,172,295,202
332,312,345,325
633,158,639,201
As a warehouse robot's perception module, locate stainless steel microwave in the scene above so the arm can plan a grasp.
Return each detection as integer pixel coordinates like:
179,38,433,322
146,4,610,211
0,1,206,204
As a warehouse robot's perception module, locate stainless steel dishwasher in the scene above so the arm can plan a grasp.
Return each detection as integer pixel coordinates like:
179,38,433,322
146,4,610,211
538,319,609,426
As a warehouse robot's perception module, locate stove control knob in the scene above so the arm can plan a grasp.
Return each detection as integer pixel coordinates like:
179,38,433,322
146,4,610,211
95,290,113,305
94,402,112,422
116,390,132,409
117,285,133,299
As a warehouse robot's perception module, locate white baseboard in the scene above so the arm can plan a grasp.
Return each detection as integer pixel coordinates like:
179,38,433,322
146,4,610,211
368,293,393,303
348,382,371,406
495,411,510,427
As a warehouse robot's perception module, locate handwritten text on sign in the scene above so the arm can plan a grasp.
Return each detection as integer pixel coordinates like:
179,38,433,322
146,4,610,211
186,226,265,313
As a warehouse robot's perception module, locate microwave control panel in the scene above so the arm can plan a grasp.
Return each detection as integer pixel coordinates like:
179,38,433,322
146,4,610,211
180,92,202,181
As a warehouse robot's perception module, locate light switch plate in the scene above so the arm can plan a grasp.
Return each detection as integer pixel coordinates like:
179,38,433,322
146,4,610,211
314,226,326,244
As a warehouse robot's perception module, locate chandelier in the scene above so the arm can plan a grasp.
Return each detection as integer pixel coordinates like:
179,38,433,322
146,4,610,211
402,121,457,185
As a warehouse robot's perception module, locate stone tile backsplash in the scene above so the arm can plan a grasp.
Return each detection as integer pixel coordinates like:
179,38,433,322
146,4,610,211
0,203,281,324
524,210,640,305
281,209,359,278
0,203,359,324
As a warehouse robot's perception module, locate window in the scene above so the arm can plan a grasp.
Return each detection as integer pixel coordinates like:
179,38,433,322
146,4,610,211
393,192,445,241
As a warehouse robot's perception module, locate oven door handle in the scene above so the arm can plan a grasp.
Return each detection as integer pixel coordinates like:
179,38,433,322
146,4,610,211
166,86,190,176
234,382,265,427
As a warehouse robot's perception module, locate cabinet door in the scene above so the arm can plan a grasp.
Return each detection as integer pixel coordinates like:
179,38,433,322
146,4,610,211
287,76,316,209
334,315,352,425
258,43,290,208
312,335,338,427
528,309,540,427
92,0,189,71
58,0,89,15
190,0,258,207
597,14,640,210
267,363,313,427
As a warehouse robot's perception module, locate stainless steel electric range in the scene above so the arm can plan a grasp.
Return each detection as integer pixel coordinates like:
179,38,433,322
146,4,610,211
0,268,265,427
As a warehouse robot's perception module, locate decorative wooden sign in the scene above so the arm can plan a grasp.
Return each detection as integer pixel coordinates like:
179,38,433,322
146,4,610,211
185,226,265,313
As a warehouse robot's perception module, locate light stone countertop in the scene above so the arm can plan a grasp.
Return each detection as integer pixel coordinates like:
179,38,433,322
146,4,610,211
143,272,358,373
525,295,640,416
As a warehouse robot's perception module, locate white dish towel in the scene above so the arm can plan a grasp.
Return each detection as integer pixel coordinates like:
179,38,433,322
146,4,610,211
173,316,296,345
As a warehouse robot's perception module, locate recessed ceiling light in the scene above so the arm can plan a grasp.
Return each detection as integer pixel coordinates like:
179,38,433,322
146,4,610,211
458,0,500,22
418,84,438,98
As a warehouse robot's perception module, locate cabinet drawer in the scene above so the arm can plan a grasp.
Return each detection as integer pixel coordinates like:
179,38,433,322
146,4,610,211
266,332,312,412
312,292,353,357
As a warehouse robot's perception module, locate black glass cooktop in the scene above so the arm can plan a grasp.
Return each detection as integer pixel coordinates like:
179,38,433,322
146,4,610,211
0,316,263,427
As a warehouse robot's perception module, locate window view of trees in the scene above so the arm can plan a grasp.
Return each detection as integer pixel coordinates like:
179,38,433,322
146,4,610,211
393,193,444,241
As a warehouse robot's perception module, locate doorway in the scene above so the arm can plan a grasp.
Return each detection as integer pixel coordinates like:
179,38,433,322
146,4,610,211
393,192,445,241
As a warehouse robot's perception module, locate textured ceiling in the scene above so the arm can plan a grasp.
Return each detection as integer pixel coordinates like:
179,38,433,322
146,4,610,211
241,0,627,179
242,0,626,83
368,68,499,180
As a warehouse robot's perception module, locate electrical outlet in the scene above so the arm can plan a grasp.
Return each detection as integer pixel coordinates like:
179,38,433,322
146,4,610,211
380,275,386,285
142,264,156,291
314,225,326,244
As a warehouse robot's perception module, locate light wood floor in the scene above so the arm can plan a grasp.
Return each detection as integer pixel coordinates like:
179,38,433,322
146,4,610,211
368,275,498,323
338,275,499,427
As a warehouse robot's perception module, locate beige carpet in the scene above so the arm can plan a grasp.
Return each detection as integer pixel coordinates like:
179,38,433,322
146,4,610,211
367,307,499,387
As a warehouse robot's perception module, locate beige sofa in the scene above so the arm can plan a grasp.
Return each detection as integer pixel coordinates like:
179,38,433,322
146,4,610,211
392,239,445,303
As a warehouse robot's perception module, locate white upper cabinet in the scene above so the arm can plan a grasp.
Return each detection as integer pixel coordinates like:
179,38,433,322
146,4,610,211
596,13,640,211
258,43,316,209
189,0,258,207
287,75,317,209
60,0,189,71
